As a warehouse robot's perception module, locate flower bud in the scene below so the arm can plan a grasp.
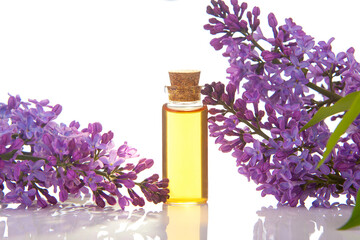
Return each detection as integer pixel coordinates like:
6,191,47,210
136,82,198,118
8,96,16,110
145,159,154,169
206,6,215,16
213,6,221,16
226,83,236,103
10,138,24,150
231,0,240,15
94,193,105,208
265,103,274,115
352,132,360,148
220,143,233,153
246,11,252,24
92,122,102,134
219,0,229,14
69,120,80,129
244,110,254,120
239,20,248,31
268,13,277,28
36,192,48,208
252,6,260,17
257,110,265,119
203,96,217,105
99,191,116,205
209,108,223,115
52,104,62,115
243,133,253,143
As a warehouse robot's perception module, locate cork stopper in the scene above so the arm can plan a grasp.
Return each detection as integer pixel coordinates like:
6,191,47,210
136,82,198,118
167,70,202,102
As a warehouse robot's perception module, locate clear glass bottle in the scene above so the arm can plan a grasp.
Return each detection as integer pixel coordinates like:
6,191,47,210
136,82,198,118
162,70,208,204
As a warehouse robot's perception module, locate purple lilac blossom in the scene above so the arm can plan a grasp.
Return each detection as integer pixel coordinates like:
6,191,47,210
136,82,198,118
0,95,169,208
203,0,360,207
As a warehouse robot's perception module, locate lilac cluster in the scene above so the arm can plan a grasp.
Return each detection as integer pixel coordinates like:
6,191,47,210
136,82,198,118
203,0,360,207
0,95,169,208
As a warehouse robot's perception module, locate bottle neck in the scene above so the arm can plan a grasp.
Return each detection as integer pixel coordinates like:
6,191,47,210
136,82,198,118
164,85,203,111
166,100,203,111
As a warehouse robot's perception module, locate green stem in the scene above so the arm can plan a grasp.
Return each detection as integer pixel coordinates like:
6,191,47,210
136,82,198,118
240,118,269,140
329,64,334,92
301,173,345,191
0,151,47,162
250,38,265,52
94,170,108,178
220,100,270,140
239,30,265,52
306,82,342,101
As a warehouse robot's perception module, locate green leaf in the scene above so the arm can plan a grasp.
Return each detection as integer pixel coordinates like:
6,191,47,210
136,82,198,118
300,91,360,132
317,93,360,168
338,189,360,230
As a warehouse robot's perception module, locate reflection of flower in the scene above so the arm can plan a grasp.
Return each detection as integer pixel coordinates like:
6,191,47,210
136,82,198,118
254,205,360,240
0,201,168,239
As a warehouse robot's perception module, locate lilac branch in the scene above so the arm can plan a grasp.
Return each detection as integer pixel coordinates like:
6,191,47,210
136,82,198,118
216,99,270,140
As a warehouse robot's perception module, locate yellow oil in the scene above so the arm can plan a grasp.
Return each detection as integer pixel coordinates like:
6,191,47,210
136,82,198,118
162,104,208,204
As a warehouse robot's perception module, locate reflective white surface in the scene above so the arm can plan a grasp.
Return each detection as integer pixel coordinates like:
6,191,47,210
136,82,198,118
1,199,360,239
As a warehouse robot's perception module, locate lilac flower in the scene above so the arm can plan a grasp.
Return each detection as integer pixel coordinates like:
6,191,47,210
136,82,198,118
94,191,105,208
85,133,106,151
84,172,103,191
342,170,360,191
35,191,48,208
244,140,263,166
13,162,27,181
281,126,302,149
294,38,315,58
51,139,69,159
261,50,281,62
99,150,124,171
133,158,154,174
204,0,360,207
284,55,309,82
30,104,56,124
117,141,138,159
116,178,135,188
16,115,37,139
307,64,325,83
4,187,36,206
0,95,169,208
38,188,57,205
98,190,117,205
288,150,313,174
115,191,131,210
26,160,46,182
268,13,278,36
128,189,145,207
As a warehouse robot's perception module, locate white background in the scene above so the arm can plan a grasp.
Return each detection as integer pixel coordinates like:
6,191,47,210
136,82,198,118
1,0,360,238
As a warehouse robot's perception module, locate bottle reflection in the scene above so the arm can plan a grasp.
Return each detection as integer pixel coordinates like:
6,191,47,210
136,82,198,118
164,204,208,240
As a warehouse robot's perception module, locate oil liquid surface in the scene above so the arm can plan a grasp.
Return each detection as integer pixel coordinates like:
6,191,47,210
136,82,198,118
162,104,208,204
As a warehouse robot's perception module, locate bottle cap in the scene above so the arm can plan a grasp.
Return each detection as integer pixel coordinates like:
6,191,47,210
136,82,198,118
167,70,201,102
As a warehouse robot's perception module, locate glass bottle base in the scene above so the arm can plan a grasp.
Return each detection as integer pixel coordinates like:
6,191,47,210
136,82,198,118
165,198,207,205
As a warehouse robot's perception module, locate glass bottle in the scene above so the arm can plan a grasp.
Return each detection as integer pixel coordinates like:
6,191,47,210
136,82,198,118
162,70,208,204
